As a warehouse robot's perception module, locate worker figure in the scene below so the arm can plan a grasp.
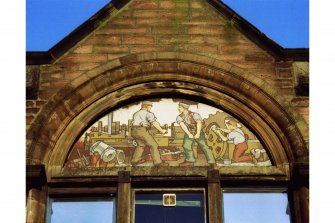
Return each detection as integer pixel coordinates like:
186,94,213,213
176,102,215,166
214,117,256,163
131,101,169,167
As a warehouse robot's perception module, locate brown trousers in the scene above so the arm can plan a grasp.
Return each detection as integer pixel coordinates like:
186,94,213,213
131,126,162,165
233,141,253,162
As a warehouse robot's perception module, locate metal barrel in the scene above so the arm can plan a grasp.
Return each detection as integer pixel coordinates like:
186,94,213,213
90,141,116,162
90,141,126,164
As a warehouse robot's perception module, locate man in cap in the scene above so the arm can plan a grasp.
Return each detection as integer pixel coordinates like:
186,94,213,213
176,102,215,166
131,101,169,167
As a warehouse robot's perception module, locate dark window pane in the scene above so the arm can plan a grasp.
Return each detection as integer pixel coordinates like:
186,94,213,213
135,192,205,223
223,193,290,223
50,200,115,223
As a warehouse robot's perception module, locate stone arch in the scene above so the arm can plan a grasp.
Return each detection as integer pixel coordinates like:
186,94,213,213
26,52,308,177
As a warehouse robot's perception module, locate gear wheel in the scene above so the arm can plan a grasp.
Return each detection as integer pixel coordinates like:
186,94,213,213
206,122,226,159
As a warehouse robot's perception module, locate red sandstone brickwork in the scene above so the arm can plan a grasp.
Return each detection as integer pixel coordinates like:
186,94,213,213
26,0,307,129
26,100,47,126
291,97,309,125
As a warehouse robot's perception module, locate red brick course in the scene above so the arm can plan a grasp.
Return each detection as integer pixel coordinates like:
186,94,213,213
191,1,203,9
276,68,293,78
26,108,40,114
122,36,155,44
96,27,149,35
188,26,226,35
245,53,273,62
130,45,174,53
157,36,205,44
73,45,93,54
94,46,129,54
61,54,108,63
159,1,176,9
108,18,136,26
133,10,180,18
137,17,173,25
86,36,121,45
130,0,158,9
183,45,218,54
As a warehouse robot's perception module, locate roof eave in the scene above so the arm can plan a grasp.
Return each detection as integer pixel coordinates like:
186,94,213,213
26,52,52,65
207,0,309,61
27,0,131,65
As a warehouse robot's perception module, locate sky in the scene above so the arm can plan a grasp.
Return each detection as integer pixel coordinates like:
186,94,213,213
222,0,309,48
26,0,309,51
26,0,110,51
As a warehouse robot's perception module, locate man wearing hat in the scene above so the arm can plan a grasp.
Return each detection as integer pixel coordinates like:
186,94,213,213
131,101,169,167
176,102,215,166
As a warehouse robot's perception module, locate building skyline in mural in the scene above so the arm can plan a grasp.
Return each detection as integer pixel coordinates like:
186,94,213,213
64,99,271,168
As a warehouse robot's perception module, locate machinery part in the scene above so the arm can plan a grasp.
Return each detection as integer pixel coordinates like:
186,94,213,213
90,141,126,165
90,141,117,162
205,122,220,135
206,122,226,159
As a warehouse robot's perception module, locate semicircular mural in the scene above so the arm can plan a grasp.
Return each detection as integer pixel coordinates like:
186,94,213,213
64,98,272,168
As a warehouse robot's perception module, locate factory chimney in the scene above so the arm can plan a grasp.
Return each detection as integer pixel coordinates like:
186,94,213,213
108,112,113,134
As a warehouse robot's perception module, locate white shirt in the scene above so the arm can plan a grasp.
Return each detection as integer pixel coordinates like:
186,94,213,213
228,128,246,145
132,109,156,127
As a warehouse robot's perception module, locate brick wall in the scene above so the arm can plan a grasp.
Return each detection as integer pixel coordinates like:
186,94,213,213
26,0,309,129
26,100,47,126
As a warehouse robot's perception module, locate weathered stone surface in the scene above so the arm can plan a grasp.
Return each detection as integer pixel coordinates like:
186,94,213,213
26,65,40,100
26,2,309,222
26,0,308,192
26,188,47,223
73,45,93,54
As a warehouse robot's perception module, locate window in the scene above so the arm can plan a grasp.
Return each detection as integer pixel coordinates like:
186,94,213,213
133,190,206,223
222,191,291,223
49,198,115,223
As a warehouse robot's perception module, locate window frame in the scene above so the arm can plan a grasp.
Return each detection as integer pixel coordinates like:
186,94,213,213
131,188,207,223
221,187,292,223
47,190,117,223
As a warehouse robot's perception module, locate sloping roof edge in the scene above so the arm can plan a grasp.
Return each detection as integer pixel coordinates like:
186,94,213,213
207,0,309,61
26,0,308,65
